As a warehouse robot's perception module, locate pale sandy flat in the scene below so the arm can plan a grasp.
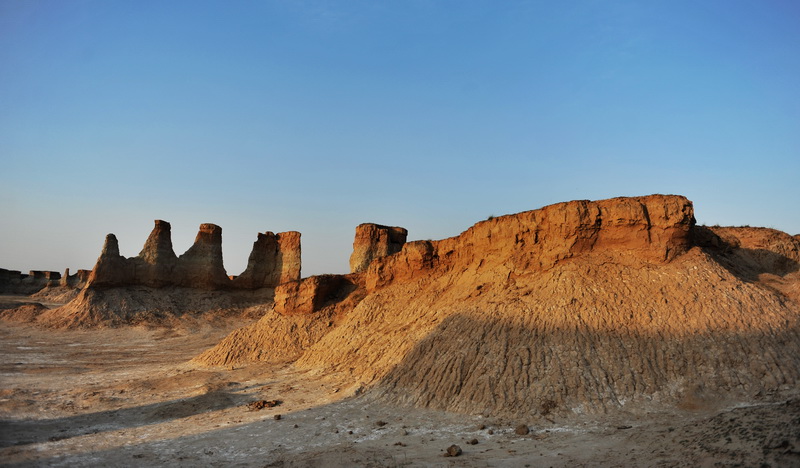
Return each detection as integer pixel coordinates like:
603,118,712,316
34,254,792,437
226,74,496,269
1,321,798,467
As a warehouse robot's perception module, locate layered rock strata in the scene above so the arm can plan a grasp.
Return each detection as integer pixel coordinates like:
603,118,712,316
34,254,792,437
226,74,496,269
0,269,62,294
273,275,358,316
197,194,800,420
174,223,229,289
364,194,694,291
86,221,300,291
231,231,301,289
349,224,408,273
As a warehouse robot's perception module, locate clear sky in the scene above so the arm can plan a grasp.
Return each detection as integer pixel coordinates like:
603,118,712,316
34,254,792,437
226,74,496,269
1,0,798,277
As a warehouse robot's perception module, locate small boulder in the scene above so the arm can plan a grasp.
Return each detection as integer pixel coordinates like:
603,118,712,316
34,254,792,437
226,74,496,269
444,444,462,457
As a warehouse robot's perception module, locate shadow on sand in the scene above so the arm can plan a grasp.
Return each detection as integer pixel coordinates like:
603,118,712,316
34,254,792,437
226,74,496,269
0,389,240,449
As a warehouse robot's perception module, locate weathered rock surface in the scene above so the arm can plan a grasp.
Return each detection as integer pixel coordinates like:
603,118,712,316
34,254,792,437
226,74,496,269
85,221,300,292
31,268,92,303
365,194,694,291
134,219,179,287
86,234,134,287
349,224,408,273
231,231,301,289
195,275,365,365
0,303,49,322
174,223,229,289
273,275,359,316
199,194,800,420
30,221,301,327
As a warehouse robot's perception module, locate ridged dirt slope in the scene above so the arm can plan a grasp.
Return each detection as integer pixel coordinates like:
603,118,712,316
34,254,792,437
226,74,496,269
196,195,800,417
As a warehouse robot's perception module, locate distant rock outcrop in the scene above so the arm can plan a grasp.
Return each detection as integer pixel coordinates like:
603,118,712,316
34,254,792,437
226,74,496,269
0,268,66,295
349,224,408,273
86,221,286,291
59,268,91,289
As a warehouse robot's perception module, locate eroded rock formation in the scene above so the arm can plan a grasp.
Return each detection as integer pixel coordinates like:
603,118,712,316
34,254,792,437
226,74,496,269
82,221,302,293
197,194,800,421
231,231,301,289
364,194,694,291
135,219,178,287
349,224,408,273
174,223,229,289
273,275,358,316
87,234,135,287
0,269,63,295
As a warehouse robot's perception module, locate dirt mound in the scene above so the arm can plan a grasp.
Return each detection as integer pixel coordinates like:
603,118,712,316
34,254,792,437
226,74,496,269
197,194,800,418
194,277,365,366
0,303,49,322
35,287,273,329
29,285,81,303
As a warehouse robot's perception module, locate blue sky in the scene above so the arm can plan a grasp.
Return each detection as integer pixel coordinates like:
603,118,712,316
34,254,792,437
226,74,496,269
1,0,798,276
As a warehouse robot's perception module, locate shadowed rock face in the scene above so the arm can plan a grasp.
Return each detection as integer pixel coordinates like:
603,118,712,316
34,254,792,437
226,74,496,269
87,234,134,287
58,268,91,289
175,223,229,289
349,224,408,273
0,268,65,294
273,275,358,316
134,220,179,287
231,231,301,289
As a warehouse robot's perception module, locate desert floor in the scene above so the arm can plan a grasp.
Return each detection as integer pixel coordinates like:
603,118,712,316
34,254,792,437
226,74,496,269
1,306,799,467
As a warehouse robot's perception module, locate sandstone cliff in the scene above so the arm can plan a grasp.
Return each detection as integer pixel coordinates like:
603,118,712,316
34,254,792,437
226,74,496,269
349,223,408,273
197,194,800,419
230,231,301,289
173,223,229,289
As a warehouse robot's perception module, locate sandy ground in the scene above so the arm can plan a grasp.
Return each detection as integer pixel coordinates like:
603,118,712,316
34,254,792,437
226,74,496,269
1,319,799,467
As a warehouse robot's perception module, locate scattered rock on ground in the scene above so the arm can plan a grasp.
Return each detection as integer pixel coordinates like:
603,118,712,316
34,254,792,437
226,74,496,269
444,444,462,457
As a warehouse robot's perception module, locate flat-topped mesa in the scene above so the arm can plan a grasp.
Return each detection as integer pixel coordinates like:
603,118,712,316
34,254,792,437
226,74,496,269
231,231,301,289
175,223,229,289
365,195,695,291
133,220,178,287
0,269,62,294
349,224,408,273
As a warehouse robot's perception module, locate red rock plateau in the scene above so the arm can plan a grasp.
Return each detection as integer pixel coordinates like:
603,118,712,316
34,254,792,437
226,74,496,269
195,194,800,419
